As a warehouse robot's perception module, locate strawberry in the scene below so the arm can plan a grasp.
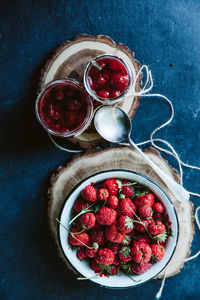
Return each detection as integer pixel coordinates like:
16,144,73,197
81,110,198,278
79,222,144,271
73,197,87,213
96,207,117,225
134,235,151,245
121,185,134,198
131,241,152,263
105,223,125,243
117,198,136,218
153,202,164,213
103,178,119,196
108,265,118,275
109,244,120,254
86,245,98,258
110,90,121,98
134,193,155,208
95,248,115,265
153,212,163,220
77,249,87,260
97,188,109,201
107,195,119,209
116,216,134,233
68,227,90,246
134,218,151,233
138,205,152,218
80,212,96,228
130,262,152,274
119,246,132,262
90,260,102,273
81,185,97,203
96,90,110,98
148,221,166,236
151,244,165,261
90,229,106,246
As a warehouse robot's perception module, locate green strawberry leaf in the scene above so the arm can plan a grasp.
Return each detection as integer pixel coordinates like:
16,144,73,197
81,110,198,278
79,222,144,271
153,230,167,242
120,246,131,257
125,216,134,230
122,235,131,245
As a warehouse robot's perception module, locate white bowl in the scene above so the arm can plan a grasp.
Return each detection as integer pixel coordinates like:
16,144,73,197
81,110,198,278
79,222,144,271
58,170,178,288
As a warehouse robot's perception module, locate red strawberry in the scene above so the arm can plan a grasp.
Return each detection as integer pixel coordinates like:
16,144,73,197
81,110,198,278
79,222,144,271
108,265,118,275
107,195,119,209
103,178,119,196
110,90,121,98
86,245,98,258
80,212,96,228
118,198,136,218
109,244,120,254
138,205,152,218
90,260,102,273
68,227,90,246
134,235,151,245
90,229,106,246
95,248,115,265
105,223,125,243
73,197,87,213
134,219,150,233
151,244,165,261
153,202,164,213
134,193,155,208
118,246,132,262
154,213,163,220
130,262,152,274
116,216,134,233
96,90,110,98
81,185,97,203
121,185,134,198
76,249,87,260
148,221,166,236
97,188,109,201
96,207,117,225
131,241,152,263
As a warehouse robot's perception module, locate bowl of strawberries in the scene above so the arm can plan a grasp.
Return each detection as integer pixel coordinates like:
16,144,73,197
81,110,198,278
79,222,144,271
57,170,178,288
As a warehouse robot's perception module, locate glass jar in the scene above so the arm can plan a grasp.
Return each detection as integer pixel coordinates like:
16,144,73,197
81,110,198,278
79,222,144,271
35,78,94,137
83,54,133,105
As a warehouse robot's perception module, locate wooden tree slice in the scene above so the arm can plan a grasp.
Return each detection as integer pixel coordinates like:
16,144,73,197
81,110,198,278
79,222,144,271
48,147,194,279
40,35,141,149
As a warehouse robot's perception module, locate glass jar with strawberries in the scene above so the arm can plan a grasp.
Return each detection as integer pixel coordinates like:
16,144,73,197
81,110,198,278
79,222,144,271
83,54,133,104
35,78,94,137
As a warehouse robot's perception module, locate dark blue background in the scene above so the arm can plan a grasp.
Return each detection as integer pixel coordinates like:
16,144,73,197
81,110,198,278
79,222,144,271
1,0,200,299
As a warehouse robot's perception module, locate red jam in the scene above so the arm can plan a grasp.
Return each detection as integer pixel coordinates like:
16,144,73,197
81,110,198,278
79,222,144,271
39,83,88,133
88,58,130,99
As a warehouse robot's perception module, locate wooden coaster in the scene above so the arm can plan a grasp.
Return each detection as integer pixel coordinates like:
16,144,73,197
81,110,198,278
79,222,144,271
48,147,194,279
40,35,142,149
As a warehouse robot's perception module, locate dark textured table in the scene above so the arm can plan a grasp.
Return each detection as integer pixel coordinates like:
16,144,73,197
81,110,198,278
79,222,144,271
1,1,200,299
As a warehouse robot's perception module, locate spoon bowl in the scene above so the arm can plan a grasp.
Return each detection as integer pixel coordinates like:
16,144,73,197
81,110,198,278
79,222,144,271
94,106,190,202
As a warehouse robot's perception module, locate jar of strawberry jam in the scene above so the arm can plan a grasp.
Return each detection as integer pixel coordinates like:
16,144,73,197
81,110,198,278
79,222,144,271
83,54,133,104
35,79,94,137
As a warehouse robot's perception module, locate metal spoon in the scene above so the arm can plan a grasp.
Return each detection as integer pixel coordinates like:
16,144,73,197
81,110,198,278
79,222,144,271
94,106,190,202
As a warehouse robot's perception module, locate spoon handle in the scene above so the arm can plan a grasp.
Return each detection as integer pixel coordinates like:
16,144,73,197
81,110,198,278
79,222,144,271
128,138,190,202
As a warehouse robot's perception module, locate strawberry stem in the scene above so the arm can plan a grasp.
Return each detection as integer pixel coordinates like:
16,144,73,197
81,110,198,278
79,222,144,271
56,218,94,249
69,203,95,225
